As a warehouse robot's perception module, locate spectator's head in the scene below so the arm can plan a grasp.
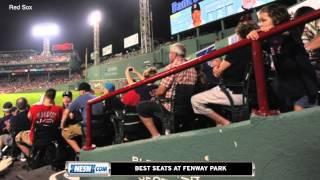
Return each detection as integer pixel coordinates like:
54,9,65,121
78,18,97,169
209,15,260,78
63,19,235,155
143,67,157,78
62,91,73,107
16,97,28,111
78,82,91,95
258,4,290,29
294,6,315,19
11,106,18,116
293,6,315,37
169,43,186,62
44,88,56,102
3,101,13,115
103,82,115,94
191,3,201,27
240,13,253,23
236,22,258,39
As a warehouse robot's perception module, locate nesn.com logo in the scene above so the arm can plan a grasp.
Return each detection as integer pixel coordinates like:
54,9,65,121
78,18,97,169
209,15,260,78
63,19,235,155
66,161,111,177
70,164,95,173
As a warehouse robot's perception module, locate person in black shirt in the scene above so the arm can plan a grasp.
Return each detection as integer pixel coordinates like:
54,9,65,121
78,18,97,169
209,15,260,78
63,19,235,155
10,98,30,137
247,4,318,112
191,22,257,126
0,102,14,155
0,102,13,135
122,67,158,107
10,98,30,159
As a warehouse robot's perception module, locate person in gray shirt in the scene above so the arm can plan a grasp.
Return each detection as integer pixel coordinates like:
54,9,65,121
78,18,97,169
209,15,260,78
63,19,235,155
60,82,104,153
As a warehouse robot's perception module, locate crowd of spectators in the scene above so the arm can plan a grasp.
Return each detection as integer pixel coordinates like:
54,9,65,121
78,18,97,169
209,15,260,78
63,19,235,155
0,54,71,66
0,74,81,93
0,2,319,172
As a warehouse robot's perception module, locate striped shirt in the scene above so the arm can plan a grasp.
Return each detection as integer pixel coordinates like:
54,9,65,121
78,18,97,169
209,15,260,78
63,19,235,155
160,58,197,111
301,19,320,60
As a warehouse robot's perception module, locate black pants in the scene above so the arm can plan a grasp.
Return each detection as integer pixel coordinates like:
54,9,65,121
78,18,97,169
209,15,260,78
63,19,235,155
136,101,169,119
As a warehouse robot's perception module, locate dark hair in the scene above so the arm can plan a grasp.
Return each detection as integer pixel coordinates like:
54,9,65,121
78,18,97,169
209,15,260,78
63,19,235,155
191,3,200,13
78,82,91,92
45,88,56,100
260,4,290,25
236,22,258,39
240,8,254,23
11,107,18,113
16,97,28,110
3,102,13,112
293,6,315,37
294,6,315,19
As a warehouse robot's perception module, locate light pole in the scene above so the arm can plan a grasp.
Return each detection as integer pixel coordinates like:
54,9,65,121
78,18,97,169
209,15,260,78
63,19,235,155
88,10,102,65
32,23,59,56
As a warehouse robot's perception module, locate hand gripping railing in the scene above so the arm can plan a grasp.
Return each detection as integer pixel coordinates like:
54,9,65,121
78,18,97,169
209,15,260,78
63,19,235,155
83,9,320,150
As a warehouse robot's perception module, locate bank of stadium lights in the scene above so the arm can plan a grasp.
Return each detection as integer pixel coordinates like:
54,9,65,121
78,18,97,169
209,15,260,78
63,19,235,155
88,10,102,26
88,10,102,65
32,23,59,37
32,23,59,56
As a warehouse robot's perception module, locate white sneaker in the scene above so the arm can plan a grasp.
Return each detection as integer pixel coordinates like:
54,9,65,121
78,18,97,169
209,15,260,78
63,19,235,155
20,153,27,162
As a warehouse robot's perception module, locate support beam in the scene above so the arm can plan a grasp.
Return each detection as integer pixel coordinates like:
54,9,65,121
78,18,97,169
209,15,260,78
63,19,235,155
139,0,152,54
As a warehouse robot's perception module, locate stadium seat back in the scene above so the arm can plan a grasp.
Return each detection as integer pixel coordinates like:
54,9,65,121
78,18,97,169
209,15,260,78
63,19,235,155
89,114,115,147
28,122,63,170
33,122,60,146
122,106,150,141
208,65,253,123
170,84,196,132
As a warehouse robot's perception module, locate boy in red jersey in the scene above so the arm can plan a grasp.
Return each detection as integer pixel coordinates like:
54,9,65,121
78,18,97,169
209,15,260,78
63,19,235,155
15,88,63,157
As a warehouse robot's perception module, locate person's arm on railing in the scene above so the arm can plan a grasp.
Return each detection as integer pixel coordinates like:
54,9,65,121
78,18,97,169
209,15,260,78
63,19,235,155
247,26,274,40
213,58,231,78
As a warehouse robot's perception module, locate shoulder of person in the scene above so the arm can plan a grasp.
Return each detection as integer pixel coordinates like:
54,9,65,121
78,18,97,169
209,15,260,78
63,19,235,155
55,105,64,109
29,104,40,110
165,63,173,70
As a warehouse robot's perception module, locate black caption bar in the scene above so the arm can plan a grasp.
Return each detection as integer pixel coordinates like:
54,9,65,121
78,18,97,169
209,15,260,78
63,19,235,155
111,162,253,176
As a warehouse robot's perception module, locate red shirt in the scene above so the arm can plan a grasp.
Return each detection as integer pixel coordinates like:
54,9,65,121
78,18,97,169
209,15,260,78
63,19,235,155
28,104,63,144
121,90,141,107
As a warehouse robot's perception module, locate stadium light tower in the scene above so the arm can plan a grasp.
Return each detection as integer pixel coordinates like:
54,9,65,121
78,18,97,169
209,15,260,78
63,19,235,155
139,0,152,54
32,23,59,56
88,10,102,65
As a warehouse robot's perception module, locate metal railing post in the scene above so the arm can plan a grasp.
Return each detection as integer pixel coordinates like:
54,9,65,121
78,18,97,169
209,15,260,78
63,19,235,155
83,103,94,150
251,41,271,115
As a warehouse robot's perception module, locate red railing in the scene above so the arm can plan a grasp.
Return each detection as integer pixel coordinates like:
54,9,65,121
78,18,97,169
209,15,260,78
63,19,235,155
83,9,320,150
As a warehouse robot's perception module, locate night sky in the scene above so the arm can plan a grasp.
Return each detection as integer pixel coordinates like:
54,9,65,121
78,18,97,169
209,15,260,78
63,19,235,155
0,0,172,59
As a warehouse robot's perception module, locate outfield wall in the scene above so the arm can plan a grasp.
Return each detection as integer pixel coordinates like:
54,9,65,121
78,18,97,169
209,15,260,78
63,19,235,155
86,29,236,88
80,107,320,180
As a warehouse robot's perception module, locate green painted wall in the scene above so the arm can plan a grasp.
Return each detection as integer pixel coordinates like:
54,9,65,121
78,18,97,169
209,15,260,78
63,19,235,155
88,54,154,78
86,29,235,85
80,107,320,180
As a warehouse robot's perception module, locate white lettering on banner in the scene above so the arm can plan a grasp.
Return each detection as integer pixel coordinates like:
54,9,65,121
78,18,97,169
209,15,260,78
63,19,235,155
182,166,208,172
210,166,227,171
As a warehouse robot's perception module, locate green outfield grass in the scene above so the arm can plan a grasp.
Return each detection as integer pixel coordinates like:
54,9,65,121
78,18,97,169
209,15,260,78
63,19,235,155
0,91,80,117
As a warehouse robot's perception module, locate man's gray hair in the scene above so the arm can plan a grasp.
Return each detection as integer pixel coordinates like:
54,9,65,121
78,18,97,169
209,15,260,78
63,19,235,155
170,43,186,57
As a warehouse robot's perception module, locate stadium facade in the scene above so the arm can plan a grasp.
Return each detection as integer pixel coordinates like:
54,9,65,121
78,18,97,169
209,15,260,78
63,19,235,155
0,46,81,93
